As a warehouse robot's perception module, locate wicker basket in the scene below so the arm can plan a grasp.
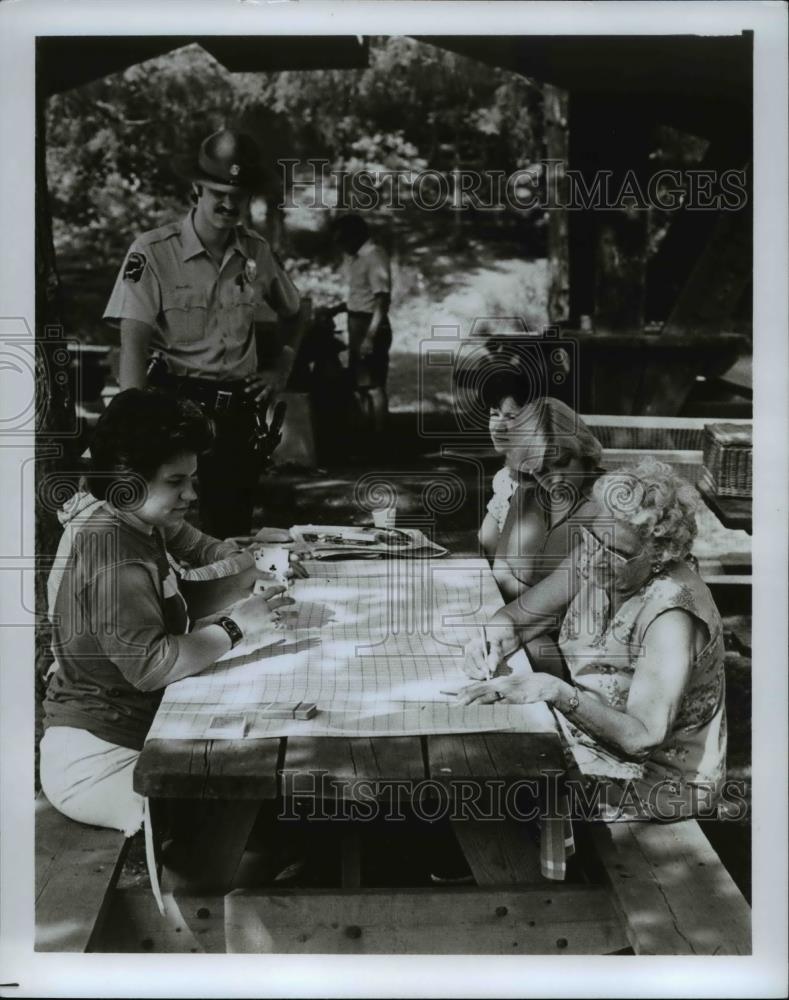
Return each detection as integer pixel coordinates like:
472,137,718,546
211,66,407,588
702,423,752,497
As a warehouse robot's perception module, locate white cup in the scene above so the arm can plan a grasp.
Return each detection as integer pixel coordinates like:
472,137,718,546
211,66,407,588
255,545,290,584
372,506,396,529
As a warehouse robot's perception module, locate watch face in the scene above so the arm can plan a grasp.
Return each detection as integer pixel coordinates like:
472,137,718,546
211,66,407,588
219,616,243,646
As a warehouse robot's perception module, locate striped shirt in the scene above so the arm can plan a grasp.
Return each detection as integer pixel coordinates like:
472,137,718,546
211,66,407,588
44,494,249,751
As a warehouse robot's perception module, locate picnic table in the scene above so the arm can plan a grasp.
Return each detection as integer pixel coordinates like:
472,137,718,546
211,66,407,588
119,543,749,956
131,553,621,952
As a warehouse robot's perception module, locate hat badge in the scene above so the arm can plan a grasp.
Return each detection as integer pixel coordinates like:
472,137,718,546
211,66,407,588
229,163,240,177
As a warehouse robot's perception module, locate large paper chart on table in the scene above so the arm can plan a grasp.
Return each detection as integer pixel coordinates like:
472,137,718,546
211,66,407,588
147,558,558,740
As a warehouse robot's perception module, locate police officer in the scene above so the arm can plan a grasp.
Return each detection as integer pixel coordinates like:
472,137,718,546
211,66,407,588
104,128,301,539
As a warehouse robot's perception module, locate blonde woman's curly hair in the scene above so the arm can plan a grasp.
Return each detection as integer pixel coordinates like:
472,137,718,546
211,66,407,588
592,457,699,565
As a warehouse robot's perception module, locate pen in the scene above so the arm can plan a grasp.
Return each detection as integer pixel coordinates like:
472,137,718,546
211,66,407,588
480,623,493,681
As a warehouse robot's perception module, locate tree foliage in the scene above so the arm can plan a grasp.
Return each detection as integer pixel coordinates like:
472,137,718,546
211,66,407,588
46,38,543,258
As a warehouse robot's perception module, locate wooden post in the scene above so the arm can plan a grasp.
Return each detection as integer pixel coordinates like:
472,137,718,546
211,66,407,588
34,80,78,772
566,95,651,331
566,92,600,327
544,84,570,324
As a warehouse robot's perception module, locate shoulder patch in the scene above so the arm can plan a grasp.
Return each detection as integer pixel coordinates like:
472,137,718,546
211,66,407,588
123,251,147,283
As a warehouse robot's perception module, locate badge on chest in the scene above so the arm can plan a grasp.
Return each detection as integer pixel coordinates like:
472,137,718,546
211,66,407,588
235,257,258,292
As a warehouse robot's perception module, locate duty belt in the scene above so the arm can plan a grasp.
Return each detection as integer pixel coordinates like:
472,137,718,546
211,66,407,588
153,373,253,412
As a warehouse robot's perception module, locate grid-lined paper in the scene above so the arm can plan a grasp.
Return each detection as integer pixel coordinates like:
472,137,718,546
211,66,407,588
147,558,559,740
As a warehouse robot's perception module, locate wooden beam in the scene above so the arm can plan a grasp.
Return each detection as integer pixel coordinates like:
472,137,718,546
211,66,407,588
134,737,282,799
160,800,263,894
450,818,543,885
224,885,628,954
544,83,570,324
587,820,751,955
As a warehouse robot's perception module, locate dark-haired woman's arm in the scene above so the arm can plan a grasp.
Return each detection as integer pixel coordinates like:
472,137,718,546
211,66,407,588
90,564,290,690
164,520,247,565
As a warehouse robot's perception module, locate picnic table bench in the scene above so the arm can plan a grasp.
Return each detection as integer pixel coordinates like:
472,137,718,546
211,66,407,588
35,792,130,952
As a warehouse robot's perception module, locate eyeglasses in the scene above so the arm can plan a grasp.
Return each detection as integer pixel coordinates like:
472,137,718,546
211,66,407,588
580,524,641,567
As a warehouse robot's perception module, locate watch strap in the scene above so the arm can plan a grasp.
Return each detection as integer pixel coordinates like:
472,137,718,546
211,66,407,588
216,615,243,649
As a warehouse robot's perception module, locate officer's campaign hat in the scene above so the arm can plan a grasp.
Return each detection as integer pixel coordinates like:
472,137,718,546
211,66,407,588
173,128,262,192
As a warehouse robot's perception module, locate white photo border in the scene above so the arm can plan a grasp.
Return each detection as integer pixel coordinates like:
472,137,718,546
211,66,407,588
1,1,786,997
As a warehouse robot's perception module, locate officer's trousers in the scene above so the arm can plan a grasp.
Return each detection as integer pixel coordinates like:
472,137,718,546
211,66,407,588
197,406,259,540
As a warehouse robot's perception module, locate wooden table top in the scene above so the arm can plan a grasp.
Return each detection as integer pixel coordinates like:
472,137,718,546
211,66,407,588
135,731,565,800
135,541,566,801
696,480,752,533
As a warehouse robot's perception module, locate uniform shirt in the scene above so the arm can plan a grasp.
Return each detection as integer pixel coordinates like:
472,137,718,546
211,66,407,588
104,211,281,380
344,239,391,313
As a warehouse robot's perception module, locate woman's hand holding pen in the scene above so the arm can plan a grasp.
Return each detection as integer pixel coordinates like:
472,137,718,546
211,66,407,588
461,618,519,680
457,672,562,707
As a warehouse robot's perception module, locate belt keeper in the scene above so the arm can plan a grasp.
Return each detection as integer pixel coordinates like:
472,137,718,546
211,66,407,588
215,389,233,410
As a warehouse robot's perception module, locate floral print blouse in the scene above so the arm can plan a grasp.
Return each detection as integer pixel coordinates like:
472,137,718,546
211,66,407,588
555,529,727,813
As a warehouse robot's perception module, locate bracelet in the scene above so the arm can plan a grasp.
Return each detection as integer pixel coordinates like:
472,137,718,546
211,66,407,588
562,684,581,714
215,615,244,649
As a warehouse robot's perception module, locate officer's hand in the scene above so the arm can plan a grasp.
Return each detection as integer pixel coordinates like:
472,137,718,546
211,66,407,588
254,527,293,543
242,374,274,405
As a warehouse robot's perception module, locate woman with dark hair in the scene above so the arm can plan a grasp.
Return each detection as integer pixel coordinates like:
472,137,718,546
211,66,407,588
480,380,605,603
40,389,293,835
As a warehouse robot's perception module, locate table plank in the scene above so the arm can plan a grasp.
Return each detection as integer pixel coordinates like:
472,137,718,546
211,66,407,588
134,739,282,800
282,736,426,801
426,732,564,783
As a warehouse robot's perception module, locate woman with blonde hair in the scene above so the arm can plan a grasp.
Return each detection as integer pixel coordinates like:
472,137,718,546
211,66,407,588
480,382,605,602
462,458,727,820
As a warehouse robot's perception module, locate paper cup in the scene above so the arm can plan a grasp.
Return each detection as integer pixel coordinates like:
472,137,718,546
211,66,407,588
372,506,396,529
255,545,290,583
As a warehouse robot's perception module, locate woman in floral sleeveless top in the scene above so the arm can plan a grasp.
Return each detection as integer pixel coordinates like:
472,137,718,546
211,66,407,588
461,457,727,821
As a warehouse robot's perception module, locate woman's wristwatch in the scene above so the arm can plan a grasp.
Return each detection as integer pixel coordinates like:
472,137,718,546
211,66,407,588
215,616,244,649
